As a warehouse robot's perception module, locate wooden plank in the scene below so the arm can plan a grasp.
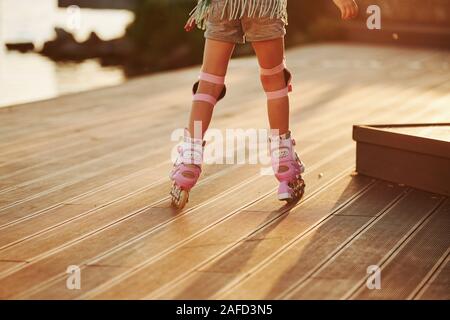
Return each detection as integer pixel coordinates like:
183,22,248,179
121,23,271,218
352,198,450,299
284,190,443,299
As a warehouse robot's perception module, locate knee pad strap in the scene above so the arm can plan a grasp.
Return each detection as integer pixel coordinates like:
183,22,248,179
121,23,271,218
266,87,290,100
193,93,218,105
264,69,293,100
260,59,287,76
260,59,293,100
199,72,225,85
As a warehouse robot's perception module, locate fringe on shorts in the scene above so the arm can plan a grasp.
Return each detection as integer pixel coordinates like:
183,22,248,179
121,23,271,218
187,0,288,30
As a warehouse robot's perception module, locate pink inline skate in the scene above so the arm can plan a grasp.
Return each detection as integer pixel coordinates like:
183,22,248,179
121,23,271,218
170,70,226,209
270,131,305,202
170,131,204,209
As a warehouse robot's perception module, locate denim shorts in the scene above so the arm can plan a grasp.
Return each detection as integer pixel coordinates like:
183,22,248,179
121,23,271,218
204,0,287,44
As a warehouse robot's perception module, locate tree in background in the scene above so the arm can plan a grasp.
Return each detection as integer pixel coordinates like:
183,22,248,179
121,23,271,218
125,0,205,75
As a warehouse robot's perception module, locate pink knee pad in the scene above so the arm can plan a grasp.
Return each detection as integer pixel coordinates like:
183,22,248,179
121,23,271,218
192,72,227,106
260,59,292,100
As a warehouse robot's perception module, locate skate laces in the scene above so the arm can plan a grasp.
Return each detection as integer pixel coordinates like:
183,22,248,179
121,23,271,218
176,137,204,166
269,131,295,160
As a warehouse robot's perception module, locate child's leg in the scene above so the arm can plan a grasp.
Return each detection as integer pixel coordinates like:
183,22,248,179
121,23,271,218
252,38,289,136
252,38,305,202
188,39,235,139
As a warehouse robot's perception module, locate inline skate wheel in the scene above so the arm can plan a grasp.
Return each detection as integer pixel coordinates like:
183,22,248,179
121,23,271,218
170,184,189,209
286,178,305,203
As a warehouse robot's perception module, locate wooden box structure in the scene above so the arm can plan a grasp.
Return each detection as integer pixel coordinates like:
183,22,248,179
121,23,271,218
353,124,450,196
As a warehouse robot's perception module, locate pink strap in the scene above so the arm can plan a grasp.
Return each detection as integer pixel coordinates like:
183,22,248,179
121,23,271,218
260,60,286,76
193,93,217,105
192,71,225,105
199,72,225,85
261,59,293,100
266,87,290,100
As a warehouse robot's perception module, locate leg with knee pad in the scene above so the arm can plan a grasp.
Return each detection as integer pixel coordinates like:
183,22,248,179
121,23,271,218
260,59,292,100
192,72,227,106
261,60,305,202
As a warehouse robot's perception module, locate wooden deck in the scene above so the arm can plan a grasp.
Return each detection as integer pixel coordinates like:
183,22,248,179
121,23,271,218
0,43,449,300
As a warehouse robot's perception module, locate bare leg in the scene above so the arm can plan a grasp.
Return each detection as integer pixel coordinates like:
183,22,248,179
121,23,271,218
252,38,289,136
188,39,235,139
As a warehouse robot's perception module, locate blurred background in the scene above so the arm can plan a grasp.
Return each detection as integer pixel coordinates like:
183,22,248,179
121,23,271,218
1,0,449,107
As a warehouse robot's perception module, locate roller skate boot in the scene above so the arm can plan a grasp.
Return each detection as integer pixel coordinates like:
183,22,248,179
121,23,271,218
170,131,204,209
270,131,305,203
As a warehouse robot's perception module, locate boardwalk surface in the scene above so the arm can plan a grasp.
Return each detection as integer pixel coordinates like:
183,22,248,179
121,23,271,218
0,43,449,300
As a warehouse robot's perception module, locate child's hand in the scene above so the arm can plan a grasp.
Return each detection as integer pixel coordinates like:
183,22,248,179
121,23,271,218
184,19,196,32
333,0,359,20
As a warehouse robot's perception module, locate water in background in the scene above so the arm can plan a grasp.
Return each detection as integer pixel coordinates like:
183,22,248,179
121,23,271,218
0,0,134,107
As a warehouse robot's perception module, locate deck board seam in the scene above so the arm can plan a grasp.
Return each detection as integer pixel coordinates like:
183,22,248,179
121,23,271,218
410,249,450,300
